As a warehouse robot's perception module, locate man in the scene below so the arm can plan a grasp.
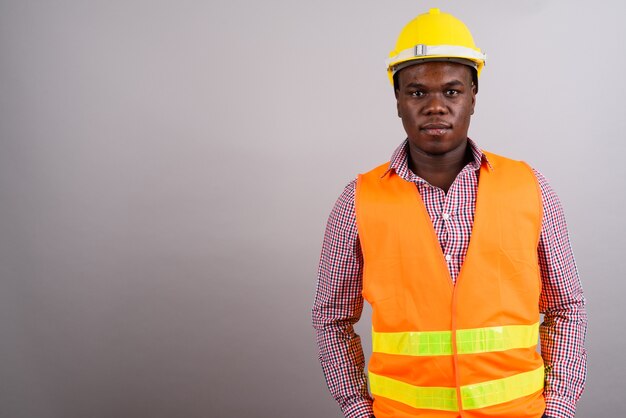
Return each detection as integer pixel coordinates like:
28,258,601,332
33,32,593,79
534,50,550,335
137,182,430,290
312,8,587,418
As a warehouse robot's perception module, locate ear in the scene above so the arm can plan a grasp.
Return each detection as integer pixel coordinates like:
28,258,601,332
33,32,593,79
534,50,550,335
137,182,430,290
469,83,477,115
395,88,401,118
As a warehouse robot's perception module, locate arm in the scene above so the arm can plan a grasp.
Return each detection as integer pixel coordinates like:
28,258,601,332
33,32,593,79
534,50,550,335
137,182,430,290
312,180,374,418
534,170,588,418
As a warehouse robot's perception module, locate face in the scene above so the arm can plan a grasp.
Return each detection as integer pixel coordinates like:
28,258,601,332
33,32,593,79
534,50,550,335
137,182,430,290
395,61,477,157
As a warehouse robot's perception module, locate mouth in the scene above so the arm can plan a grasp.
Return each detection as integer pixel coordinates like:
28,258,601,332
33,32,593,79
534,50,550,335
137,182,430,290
420,122,452,136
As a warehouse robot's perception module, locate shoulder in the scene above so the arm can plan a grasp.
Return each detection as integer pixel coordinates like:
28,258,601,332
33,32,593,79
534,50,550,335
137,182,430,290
359,162,391,179
496,156,565,219
332,159,392,217
476,147,566,221
482,150,541,193
483,150,549,186
529,168,564,218
326,179,358,236
334,179,357,212
328,161,392,231
482,150,530,168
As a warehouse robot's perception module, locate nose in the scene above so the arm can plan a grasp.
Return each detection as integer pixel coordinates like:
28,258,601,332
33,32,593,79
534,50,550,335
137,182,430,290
423,93,448,115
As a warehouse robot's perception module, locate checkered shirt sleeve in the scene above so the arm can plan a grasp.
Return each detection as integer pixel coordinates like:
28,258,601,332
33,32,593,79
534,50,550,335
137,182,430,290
312,179,374,418
535,169,588,418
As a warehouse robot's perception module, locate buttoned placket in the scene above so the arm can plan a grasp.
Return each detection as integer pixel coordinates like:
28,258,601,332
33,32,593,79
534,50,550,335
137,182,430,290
410,164,478,284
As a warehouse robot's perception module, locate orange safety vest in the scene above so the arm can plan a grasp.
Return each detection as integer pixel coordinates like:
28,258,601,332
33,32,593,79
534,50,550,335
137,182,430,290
355,151,546,418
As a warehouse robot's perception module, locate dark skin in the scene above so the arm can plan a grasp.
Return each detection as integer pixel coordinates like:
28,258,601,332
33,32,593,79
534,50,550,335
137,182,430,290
394,61,477,193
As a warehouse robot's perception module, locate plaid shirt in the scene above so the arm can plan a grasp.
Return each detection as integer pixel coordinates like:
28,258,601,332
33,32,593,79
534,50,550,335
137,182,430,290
312,139,587,418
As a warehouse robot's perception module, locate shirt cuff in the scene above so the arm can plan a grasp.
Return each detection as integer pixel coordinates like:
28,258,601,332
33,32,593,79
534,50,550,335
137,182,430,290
342,398,374,418
544,395,577,418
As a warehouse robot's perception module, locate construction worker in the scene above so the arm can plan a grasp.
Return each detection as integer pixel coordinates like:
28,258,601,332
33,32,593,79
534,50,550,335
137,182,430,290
312,8,586,418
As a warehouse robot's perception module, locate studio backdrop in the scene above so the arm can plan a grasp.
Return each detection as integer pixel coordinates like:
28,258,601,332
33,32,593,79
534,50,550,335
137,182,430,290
0,0,624,417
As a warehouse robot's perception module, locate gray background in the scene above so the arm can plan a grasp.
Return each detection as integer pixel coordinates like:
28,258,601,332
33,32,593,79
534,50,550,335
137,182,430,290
0,0,623,417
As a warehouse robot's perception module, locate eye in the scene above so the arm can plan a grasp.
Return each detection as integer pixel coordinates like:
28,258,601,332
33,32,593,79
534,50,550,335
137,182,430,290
445,89,460,97
410,90,425,97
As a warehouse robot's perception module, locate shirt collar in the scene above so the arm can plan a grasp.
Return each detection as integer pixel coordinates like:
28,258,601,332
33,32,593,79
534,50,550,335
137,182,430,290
383,138,492,181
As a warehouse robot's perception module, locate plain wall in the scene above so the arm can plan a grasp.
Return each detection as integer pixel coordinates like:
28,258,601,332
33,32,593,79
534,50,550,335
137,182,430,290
0,0,624,416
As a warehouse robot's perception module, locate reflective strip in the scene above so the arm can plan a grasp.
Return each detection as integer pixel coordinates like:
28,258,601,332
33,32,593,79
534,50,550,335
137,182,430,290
373,328,453,356
461,366,545,409
385,44,487,68
370,366,544,411
372,322,539,356
369,372,458,411
457,323,539,354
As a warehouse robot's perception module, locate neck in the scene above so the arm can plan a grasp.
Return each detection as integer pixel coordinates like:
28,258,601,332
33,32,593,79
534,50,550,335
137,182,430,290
407,140,472,193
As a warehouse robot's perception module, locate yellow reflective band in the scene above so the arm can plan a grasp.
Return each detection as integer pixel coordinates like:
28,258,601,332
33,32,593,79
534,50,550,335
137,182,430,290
456,323,539,354
372,322,539,356
373,329,453,356
369,372,458,411
369,366,544,411
461,366,544,409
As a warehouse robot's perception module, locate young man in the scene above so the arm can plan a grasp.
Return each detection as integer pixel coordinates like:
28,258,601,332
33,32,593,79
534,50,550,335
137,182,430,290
312,8,587,418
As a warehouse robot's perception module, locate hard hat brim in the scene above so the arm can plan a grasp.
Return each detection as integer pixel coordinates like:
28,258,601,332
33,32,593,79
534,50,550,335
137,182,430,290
386,44,486,69
390,57,478,76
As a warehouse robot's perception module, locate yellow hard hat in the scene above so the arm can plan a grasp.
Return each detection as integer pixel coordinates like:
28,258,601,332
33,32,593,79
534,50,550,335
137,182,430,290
386,8,486,85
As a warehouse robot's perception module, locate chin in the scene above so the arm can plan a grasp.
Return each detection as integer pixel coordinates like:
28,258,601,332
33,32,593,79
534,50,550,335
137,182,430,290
410,138,456,155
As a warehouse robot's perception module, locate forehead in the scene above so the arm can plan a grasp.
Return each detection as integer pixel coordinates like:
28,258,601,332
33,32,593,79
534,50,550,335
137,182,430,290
397,61,473,86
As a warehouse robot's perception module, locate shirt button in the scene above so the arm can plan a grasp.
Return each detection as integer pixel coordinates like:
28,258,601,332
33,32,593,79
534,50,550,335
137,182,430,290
445,254,452,262
442,213,450,220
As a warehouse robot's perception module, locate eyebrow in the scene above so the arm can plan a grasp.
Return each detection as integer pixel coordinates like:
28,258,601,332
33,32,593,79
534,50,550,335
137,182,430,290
443,80,465,87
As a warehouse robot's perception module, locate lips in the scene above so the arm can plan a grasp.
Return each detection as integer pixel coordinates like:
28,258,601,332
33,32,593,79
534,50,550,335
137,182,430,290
420,122,452,136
